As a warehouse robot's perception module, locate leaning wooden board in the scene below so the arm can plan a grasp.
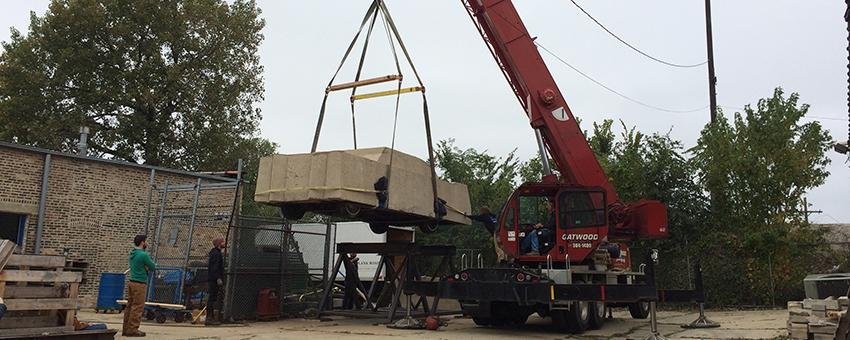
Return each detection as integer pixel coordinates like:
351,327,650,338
0,239,15,271
116,299,185,310
0,254,82,334
255,147,471,225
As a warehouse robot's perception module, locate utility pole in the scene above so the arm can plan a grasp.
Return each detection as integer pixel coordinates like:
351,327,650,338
705,0,718,123
845,0,849,146
802,197,823,225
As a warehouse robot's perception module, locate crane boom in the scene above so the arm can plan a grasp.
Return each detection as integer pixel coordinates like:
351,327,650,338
464,0,617,201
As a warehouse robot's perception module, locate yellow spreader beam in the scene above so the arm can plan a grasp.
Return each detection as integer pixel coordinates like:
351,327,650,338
350,86,424,101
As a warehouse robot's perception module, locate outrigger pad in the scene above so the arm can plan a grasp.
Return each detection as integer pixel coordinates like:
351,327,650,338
255,147,471,225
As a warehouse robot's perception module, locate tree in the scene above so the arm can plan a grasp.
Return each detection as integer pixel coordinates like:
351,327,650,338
419,139,520,265
690,88,834,304
0,0,269,171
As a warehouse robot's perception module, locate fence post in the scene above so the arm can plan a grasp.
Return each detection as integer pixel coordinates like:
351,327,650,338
323,219,333,290
279,220,287,315
768,252,776,306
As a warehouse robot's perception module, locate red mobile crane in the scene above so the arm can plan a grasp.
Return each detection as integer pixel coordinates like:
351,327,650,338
406,0,705,334
313,0,710,334
463,0,668,264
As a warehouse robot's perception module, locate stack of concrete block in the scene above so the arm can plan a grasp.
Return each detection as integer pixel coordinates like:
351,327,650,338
788,297,849,339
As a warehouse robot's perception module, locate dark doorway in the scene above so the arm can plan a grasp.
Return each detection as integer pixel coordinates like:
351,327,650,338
0,212,26,245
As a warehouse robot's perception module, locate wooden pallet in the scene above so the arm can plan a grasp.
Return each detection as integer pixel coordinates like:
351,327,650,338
0,254,83,337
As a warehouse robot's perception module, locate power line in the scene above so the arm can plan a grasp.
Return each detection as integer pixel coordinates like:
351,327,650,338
535,42,709,114
568,0,708,69
821,212,842,223
719,106,847,122
806,115,847,122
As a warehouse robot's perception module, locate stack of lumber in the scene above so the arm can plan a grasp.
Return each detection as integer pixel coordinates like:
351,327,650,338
0,254,83,337
788,297,848,339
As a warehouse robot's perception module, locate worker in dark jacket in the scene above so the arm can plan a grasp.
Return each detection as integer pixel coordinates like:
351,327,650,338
342,253,362,309
522,200,554,256
466,207,513,264
206,237,225,325
0,297,6,320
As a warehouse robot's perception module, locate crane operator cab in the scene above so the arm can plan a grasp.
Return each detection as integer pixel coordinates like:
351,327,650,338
499,183,616,267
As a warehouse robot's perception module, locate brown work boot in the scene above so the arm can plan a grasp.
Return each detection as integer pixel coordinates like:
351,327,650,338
205,310,221,326
525,251,540,256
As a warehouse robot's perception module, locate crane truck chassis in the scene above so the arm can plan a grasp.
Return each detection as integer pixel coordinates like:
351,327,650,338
319,242,709,334
407,251,708,333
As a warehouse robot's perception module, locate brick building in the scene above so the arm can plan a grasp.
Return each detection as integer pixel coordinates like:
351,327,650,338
0,141,239,306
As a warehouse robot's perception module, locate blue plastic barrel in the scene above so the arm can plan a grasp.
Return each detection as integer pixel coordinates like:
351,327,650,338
96,272,126,312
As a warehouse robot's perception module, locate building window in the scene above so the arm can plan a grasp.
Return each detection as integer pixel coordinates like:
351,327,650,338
0,212,26,245
168,226,179,246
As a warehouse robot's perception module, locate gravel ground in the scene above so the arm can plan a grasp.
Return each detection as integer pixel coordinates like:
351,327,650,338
77,307,788,339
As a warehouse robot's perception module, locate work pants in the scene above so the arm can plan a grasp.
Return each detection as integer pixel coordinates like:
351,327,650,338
123,281,146,334
522,231,540,253
208,281,220,309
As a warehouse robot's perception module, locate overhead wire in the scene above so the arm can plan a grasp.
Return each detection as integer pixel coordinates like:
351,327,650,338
482,8,710,114
535,42,709,114
567,0,707,68
719,105,847,122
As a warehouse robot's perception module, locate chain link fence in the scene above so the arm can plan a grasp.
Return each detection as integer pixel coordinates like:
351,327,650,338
223,216,332,320
632,237,847,307
146,180,237,309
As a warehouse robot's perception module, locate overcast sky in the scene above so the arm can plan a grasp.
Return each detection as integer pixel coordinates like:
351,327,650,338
2,1,848,223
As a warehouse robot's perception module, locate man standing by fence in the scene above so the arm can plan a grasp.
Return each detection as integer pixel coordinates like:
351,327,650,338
206,237,226,325
124,235,156,337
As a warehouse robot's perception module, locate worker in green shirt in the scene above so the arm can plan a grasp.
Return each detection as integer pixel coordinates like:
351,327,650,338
123,235,156,337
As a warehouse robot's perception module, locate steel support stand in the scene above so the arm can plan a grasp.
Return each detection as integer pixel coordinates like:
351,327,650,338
387,293,424,329
681,261,719,328
644,301,668,340
681,303,720,328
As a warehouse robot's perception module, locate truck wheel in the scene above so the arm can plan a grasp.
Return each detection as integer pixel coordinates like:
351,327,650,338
488,317,510,328
628,301,650,319
280,206,306,220
145,310,156,320
551,309,570,332
588,302,606,330
342,204,361,217
419,224,438,234
369,223,388,234
155,312,167,324
472,316,492,326
510,313,529,326
554,302,590,333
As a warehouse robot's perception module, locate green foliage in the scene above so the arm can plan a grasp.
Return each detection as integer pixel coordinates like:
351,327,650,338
0,0,276,214
688,88,834,305
691,88,832,231
433,139,519,212
234,137,278,216
0,0,269,169
418,139,520,264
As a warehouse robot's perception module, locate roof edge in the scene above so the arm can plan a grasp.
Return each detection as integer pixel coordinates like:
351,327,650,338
0,140,236,182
